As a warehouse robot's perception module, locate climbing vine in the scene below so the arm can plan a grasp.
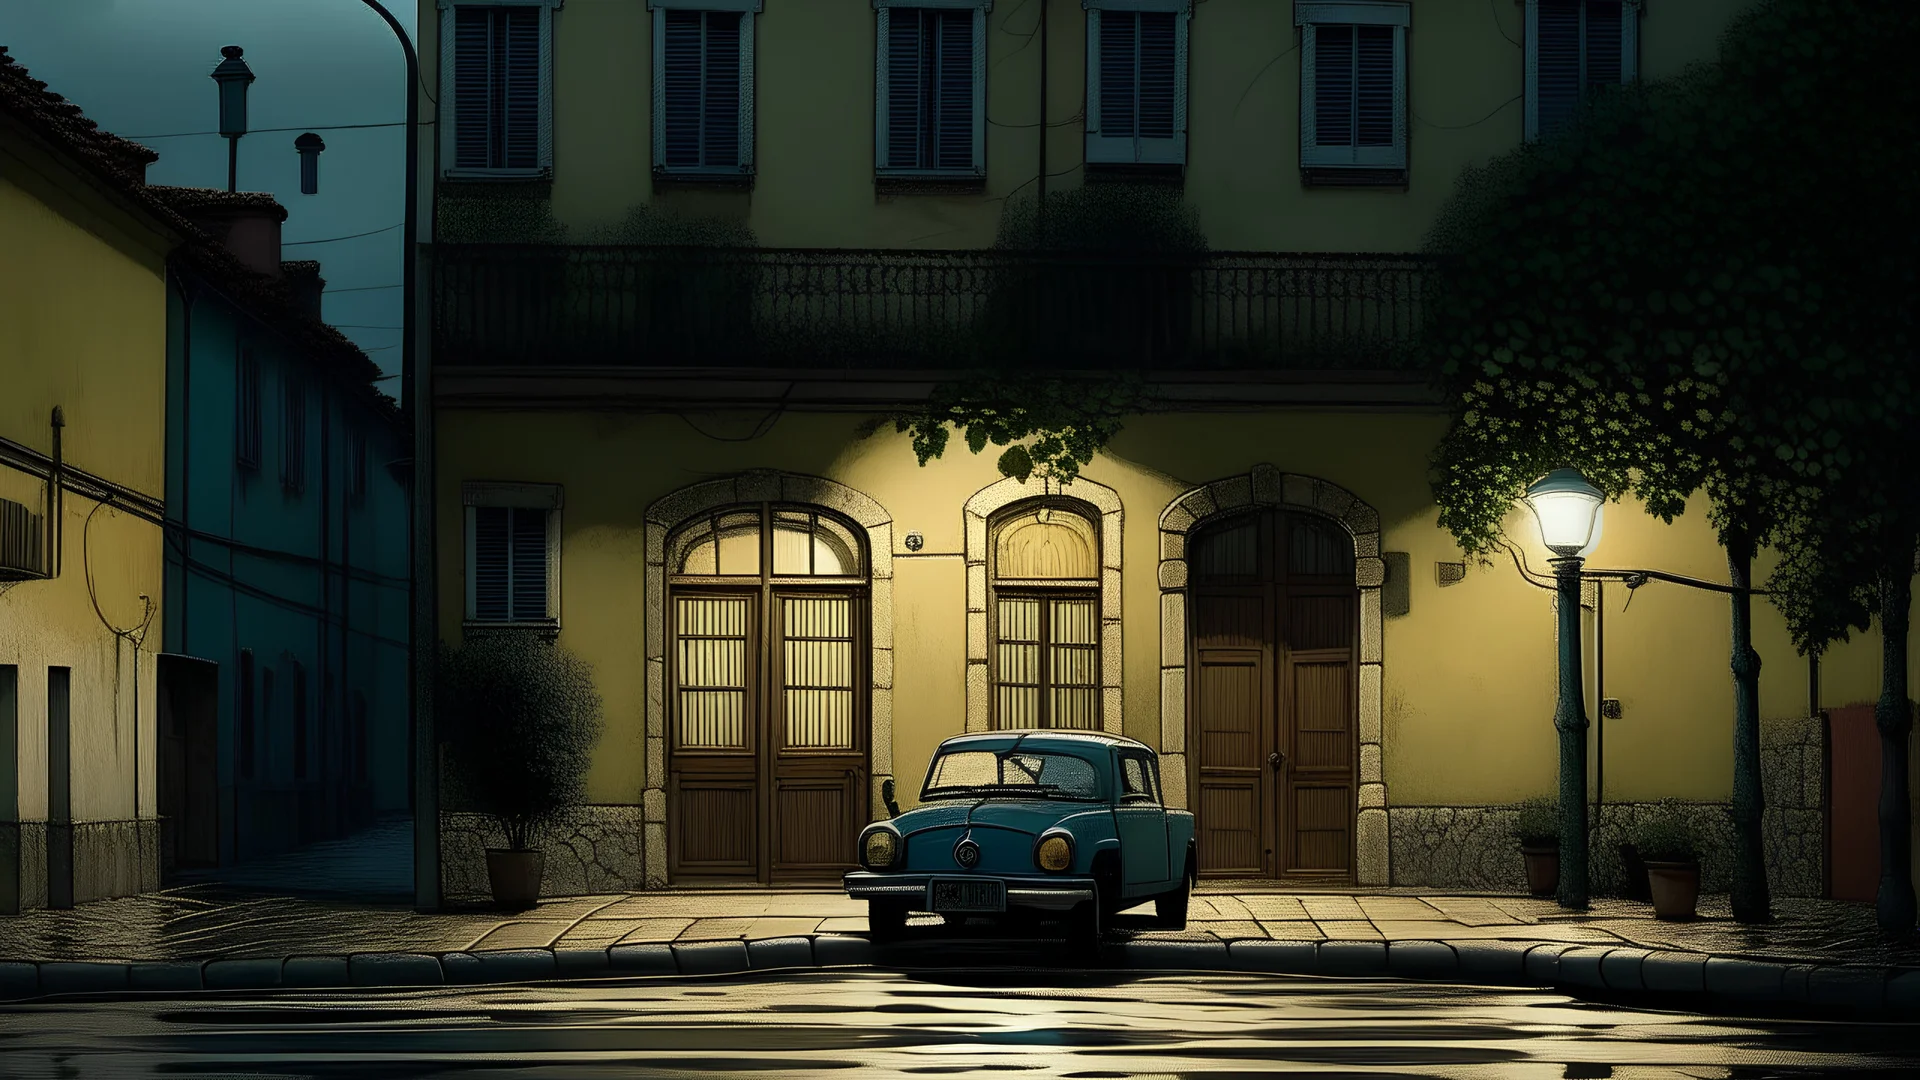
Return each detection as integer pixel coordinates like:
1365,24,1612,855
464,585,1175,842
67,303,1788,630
871,373,1156,484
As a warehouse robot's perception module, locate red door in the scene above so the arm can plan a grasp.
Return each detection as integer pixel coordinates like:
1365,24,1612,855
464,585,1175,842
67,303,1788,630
1827,704,1882,902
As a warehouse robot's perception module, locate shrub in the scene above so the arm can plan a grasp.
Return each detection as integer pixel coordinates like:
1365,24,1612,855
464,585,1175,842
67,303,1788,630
1511,795,1561,848
438,632,603,851
1629,800,1703,863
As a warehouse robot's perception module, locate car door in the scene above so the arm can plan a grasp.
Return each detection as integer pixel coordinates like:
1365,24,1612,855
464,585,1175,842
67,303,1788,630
1112,750,1170,893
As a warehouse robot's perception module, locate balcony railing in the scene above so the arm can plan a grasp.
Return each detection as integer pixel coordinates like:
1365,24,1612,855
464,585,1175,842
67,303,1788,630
431,245,1434,371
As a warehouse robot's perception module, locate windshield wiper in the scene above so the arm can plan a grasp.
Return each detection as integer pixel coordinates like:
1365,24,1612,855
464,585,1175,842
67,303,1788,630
925,783,1083,799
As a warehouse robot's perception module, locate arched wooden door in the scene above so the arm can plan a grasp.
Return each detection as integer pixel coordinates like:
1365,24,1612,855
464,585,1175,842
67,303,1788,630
666,504,870,884
1187,509,1358,881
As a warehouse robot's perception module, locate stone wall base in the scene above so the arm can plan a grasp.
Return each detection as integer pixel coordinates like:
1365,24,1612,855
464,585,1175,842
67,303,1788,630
1387,716,1827,898
1,819,159,914
441,807,645,901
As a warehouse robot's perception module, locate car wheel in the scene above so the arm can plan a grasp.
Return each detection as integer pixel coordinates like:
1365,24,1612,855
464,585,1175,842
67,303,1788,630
1156,857,1193,929
868,899,909,943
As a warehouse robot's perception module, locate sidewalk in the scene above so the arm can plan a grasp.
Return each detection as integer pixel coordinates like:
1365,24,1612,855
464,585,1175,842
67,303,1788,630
2,885,1916,1017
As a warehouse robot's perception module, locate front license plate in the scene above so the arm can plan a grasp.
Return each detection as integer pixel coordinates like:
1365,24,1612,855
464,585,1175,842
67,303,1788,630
928,878,1005,913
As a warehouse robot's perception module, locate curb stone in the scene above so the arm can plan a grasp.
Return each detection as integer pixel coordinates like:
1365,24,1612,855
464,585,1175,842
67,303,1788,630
0,934,1914,1022
1556,947,1613,990
1641,951,1707,994
37,962,129,996
283,956,351,989
1705,957,1786,1001
673,940,750,976
204,957,282,991
129,961,203,993
1225,939,1317,974
1385,941,1457,981
1599,948,1653,992
348,953,442,988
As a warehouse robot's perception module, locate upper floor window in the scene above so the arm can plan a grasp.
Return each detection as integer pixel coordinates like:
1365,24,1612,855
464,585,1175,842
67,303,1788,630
440,0,560,178
1084,0,1190,166
649,0,762,178
990,501,1101,730
464,481,562,625
875,1,989,179
1296,1,1409,181
280,375,306,495
1527,0,1639,140
236,347,261,470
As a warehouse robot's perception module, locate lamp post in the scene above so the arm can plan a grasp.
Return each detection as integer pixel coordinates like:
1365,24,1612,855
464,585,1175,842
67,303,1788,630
294,132,325,195
1523,468,1606,910
210,45,255,193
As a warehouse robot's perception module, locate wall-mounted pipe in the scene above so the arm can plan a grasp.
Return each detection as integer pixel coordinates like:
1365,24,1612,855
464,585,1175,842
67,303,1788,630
49,406,64,578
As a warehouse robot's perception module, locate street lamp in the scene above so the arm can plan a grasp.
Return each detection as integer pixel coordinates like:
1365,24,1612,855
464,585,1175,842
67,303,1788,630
1523,468,1605,909
294,132,326,195
210,45,255,193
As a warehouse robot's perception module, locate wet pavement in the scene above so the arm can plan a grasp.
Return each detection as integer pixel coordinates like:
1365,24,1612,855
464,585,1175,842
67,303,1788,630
169,814,413,901
4,968,1918,1077
2,883,1917,970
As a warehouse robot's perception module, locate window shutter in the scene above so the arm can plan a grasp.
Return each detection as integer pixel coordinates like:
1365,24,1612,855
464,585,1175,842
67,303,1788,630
1136,12,1177,140
662,11,704,169
1584,0,1624,85
933,11,974,171
509,507,549,621
453,8,493,168
702,12,743,168
1098,9,1137,138
1314,25,1354,147
474,506,511,620
1355,25,1394,147
501,6,541,169
1535,0,1582,136
884,11,925,168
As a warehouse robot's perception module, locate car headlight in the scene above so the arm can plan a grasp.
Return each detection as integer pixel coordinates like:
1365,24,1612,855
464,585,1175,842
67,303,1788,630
862,828,899,869
1035,833,1073,873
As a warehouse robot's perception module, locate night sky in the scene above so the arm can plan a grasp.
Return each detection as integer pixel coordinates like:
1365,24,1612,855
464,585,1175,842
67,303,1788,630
4,0,417,391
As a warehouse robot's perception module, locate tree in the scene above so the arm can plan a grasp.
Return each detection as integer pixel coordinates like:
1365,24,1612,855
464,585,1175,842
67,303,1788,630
1423,0,1920,923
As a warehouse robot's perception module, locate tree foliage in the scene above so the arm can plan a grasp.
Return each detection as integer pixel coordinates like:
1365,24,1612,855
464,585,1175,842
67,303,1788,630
438,632,604,852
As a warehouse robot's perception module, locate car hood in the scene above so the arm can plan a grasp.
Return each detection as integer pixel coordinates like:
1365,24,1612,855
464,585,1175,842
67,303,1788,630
890,797,1097,838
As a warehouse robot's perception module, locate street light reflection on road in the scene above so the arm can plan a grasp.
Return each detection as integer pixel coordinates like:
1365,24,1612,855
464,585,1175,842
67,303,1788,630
2,969,1915,1077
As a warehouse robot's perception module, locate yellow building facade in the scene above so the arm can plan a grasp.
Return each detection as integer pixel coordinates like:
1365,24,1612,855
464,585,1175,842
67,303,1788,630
1,55,178,911
420,0,1917,899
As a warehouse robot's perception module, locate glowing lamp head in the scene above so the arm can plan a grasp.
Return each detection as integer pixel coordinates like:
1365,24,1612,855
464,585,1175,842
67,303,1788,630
1524,469,1605,558
211,45,256,139
861,828,898,869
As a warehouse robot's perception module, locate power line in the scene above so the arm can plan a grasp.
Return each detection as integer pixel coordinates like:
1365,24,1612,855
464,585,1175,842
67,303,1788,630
124,119,423,139
325,283,403,293
327,324,403,330
285,223,402,246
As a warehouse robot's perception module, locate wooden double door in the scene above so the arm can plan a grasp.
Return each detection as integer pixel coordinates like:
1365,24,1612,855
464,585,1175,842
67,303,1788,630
668,586,869,883
1188,509,1359,881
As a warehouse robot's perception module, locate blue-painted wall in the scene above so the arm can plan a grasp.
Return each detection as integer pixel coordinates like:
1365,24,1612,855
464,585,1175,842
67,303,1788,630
162,270,409,867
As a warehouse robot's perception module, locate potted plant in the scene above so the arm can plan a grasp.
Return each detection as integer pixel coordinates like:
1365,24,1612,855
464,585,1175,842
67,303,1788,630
1630,801,1703,921
438,631,603,910
1510,795,1561,897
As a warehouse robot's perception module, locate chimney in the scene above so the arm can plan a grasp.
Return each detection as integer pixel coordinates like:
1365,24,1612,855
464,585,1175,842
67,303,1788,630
149,187,289,278
281,261,325,320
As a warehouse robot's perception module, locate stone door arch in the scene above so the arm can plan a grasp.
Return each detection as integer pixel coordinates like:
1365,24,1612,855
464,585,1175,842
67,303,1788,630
642,470,895,887
1158,465,1389,885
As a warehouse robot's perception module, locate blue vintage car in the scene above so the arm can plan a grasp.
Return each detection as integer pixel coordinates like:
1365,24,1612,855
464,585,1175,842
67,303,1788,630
843,730,1197,942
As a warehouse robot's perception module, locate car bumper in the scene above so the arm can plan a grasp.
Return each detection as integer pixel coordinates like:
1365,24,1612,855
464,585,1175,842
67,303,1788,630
843,871,1096,913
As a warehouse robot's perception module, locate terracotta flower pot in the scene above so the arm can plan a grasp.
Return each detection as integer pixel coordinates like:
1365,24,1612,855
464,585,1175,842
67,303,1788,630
1520,844,1560,897
486,848,546,911
1644,859,1700,921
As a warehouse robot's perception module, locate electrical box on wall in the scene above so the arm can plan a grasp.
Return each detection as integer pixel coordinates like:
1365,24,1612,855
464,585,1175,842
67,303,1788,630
1601,698,1623,719
1381,551,1411,617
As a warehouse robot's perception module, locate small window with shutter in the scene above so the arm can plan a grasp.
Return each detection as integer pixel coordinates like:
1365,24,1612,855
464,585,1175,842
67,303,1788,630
1296,2,1409,181
464,481,563,626
649,0,763,178
1527,0,1639,141
875,2,988,179
440,1,559,177
280,374,306,495
1085,0,1191,167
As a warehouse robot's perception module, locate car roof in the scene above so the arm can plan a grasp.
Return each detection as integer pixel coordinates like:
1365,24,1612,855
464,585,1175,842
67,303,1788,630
935,729,1153,754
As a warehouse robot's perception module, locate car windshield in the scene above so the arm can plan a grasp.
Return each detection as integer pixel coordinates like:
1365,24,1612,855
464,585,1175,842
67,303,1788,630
921,750,1101,801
